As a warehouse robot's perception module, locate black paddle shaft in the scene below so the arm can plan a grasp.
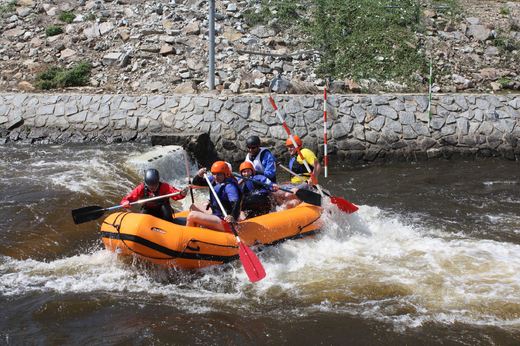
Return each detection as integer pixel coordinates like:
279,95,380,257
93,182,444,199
233,173,321,207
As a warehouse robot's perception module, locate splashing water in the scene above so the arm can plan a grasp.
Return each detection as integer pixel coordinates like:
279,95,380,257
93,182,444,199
1,144,520,337
1,203,519,331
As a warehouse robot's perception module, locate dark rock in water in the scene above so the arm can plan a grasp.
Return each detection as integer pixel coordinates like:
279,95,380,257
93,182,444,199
121,130,138,141
7,116,24,131
151,132,218,167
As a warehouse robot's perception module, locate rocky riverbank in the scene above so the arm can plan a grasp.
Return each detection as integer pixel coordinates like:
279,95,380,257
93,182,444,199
0,0,519,94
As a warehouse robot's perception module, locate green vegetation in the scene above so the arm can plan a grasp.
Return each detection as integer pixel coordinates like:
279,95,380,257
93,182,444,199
35,62,92,90
243,6,270,27
244,0,428,90
495,34,520,53
498,78,512,88
45,25,63,37
499,7,510,15
58,11,75,23
306,0,426,88
85,12,96,21
431,0,462,18
0,0,16,15
243,0,306,28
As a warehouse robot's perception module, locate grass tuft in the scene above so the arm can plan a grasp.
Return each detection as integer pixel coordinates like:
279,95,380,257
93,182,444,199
58,11,75,24
35,62,92,90
0,0,16,15
45,25,63,37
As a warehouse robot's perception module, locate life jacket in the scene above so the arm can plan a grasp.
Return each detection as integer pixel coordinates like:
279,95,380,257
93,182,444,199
241,175,271,197
209,177,241,218
142,183,168,209
246,147,269,175
289,156,312,177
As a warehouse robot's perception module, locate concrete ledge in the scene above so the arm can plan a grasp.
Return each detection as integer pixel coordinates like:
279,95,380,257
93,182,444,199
1,92,519,163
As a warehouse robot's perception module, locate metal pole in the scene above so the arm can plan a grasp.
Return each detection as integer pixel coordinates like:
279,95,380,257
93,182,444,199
208,0,215,90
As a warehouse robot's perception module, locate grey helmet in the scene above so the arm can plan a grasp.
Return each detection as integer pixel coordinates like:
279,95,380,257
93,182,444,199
144,168,160,188
246,135,260,148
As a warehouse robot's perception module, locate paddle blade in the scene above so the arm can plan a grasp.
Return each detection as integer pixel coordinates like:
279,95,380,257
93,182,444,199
238,241,266,282
330,196,359,213
295,189,322,207
71,206,105,224
221,220,266,282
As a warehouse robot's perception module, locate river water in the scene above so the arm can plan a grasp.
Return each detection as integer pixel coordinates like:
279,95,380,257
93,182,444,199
1,143,519,345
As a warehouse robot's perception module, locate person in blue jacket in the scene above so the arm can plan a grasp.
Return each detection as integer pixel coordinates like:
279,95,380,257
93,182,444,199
187,161,241,232
237,161,279,218
244,135,277,182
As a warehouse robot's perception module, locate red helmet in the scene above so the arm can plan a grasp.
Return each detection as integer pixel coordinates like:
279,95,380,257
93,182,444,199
211,161,231,177
286,135,302,147
239,161,255,174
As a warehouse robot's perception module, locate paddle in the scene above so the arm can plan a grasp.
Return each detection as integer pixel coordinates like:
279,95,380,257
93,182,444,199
203,173,266,282
232,172,321,207
268,96,318,185
277,163,358,213
183,151,195,204
71,191,182,225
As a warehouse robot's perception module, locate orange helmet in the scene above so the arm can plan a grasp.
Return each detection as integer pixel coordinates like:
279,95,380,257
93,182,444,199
286,135,302,147
211,161,231,177
239,161,255,174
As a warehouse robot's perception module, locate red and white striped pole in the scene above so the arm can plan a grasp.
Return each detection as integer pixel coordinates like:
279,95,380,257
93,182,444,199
268,95,318,185
323,83,328,178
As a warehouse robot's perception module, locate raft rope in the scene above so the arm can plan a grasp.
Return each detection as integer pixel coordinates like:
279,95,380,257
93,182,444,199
109,211,178,261
296,215,322,235
102,212,238,262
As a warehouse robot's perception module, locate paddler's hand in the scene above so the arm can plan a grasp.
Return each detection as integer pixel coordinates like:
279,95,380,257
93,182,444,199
180,186,189,196
121,200,130,209
197,168,207,177
271,184,279,192
224,215,235,224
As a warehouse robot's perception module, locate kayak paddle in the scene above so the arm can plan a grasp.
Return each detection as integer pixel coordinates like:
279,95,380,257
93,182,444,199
183,151,195,204
232,172,321,207
203,173,266,282
71,191,182,225
277,163,358,213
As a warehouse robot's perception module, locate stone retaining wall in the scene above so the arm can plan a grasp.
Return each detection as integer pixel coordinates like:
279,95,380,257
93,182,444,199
1,93,519,162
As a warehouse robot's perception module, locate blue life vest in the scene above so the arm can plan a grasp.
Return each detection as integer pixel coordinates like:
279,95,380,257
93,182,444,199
209,177,241,218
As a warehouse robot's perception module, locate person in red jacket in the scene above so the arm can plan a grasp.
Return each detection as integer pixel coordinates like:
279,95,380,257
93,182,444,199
121,168,187,223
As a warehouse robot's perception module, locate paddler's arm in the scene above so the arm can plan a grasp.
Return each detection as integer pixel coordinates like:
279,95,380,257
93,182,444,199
226,183,241,223
192,168,209,186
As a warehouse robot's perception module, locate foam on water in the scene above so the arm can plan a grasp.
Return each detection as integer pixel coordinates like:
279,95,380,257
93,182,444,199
1,203,519,331
0,145,144,199
0,144,195,203
2,144,519,331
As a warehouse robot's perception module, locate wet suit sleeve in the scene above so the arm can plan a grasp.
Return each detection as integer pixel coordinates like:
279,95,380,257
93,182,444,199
225,183,241,220
261,150,277,181
251,175,272,192
192,174,208,186
162,183,185,201
121,184,144,204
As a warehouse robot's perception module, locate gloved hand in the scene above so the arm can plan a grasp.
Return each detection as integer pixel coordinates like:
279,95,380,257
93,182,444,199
224,215,235,224
271,184,279,192
121,200,130,209
181,186,190,196
197,168,207,177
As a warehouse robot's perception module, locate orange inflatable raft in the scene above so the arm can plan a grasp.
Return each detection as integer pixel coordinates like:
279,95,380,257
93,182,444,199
100,203,322,269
